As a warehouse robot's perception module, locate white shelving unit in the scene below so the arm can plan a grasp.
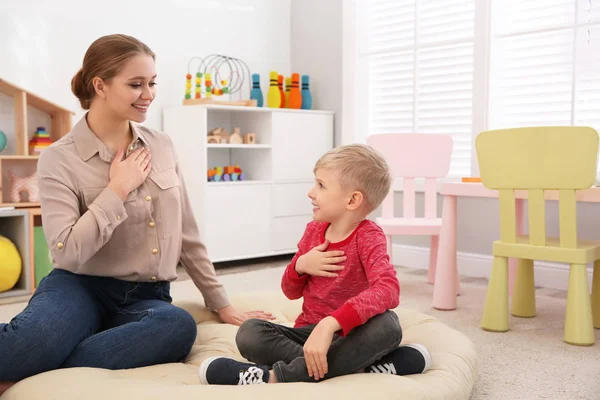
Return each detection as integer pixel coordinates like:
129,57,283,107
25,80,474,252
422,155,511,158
163,104,334,262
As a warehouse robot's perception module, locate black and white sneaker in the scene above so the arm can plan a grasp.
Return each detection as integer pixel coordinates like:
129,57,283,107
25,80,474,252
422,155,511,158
367,344,432,375
199,357,270,385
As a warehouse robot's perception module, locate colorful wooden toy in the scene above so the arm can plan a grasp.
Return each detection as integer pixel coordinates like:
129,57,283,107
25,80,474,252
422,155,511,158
250,73,264,107
29,126,52,155
289,73,302,109
285,77,291,109
205,73,213,98
208,165,244,182
185,73,192,100
267,71,281,108
221,80,229,94
195,72,202,99
278,74,285,108
301,74,312,110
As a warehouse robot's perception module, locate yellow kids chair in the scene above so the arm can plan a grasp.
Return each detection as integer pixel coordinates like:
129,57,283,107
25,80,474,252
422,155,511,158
476,126,600,346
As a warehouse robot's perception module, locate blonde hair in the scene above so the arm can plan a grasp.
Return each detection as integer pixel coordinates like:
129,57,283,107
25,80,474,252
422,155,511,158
314,144,392,211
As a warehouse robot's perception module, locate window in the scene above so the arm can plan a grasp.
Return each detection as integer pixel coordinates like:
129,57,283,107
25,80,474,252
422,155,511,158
490,0,600,133
360,0,476,178
355,0,600,179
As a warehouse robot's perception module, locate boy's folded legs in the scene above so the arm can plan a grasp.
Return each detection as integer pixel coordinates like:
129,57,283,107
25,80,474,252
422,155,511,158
273,310,402,382
235,319,315,366
201,310,416,385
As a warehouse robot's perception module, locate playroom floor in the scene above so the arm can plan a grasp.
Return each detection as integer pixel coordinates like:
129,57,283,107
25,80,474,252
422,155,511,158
1,256,599,399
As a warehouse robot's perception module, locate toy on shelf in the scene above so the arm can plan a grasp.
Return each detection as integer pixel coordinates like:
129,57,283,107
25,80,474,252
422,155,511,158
0,235,21,293
230,128,243,144
208,165,245,182
207,128,230,144
183,55,257,107
301,75,312,110
29,126,52,155
278,75,285,108
243,133,256,144
267,71,281,108
205,73,213,98
285,77,291,109
289,73,302,109
250,73,263,107
0,129,7,153
9,171,39,203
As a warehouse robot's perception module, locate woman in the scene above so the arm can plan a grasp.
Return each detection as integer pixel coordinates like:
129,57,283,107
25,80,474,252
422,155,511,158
0,34,272,385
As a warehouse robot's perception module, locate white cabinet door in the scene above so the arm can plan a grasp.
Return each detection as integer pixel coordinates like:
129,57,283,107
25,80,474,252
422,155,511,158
272,182,314,217
272,113,334,181
272,215,313,251
204,183,271,261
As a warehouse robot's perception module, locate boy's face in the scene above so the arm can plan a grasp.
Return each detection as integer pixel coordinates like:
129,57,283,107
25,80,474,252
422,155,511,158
307,168,351,222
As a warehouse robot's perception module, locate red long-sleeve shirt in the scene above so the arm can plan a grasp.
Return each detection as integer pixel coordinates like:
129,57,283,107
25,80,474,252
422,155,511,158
281,219,400,336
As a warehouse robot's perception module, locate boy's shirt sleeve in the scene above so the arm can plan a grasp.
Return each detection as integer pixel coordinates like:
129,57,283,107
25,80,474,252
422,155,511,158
329,224,400,335
281,222,317,299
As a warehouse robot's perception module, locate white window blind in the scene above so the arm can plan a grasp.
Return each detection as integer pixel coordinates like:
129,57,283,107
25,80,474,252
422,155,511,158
489,0,600,174
364,0,475,178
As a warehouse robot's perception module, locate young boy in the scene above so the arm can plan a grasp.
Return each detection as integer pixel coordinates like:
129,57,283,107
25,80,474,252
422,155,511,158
199,144,431,385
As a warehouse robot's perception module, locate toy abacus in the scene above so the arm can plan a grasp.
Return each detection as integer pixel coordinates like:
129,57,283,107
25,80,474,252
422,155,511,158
183,55,256,107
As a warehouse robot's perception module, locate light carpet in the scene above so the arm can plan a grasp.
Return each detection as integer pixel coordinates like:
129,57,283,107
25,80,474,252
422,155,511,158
1,261,599,399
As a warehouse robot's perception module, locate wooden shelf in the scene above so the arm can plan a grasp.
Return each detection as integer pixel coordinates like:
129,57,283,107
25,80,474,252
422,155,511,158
0,210,32,299
207,180,271,186
207,144,272,149
0,78,73,297
0,155,39,161
0,77,74,152
0,202,40,208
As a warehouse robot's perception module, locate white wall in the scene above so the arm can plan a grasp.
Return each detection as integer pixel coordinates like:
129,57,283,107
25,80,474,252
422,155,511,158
0,0,291,141
291,0,343,146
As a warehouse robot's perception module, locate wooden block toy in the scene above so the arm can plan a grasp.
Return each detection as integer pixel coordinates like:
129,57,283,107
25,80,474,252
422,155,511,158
209,128,230,143
207,134,221,144
243,133,256,144
230,127,243,144
461,177,482,183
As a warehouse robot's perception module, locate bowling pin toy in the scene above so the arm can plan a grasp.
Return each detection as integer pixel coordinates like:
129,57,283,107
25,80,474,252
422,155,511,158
288,73,302,109
301,75,312,110
278,75,285,108
267,71,281,108
285,77,291,108
250,73,264,107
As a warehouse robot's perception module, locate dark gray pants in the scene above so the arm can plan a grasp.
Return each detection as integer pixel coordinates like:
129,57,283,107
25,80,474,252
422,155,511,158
235,310,402,383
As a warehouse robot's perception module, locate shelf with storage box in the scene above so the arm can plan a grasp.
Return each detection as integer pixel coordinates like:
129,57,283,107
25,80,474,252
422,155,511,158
0,78,73,300
0,78,74,208
0,209,31,302
163,104,334,262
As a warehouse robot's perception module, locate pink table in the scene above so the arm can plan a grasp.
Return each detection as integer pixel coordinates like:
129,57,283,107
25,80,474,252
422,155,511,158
432,182,600,310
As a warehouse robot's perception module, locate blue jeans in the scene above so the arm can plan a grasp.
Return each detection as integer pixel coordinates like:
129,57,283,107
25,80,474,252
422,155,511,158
0,269,197,381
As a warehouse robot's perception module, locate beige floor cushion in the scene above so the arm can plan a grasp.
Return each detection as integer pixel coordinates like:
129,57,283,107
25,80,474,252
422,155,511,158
3,292,478,400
